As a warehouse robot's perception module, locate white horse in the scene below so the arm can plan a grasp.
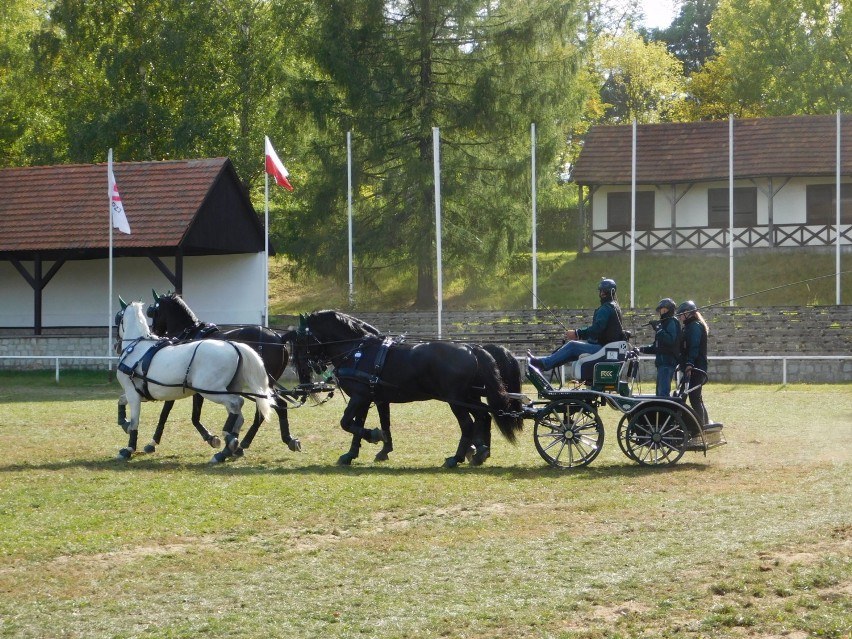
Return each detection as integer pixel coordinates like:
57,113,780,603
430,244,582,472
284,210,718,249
115,300,273,463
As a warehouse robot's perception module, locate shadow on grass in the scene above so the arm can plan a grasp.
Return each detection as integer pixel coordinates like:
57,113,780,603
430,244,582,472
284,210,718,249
0,455,714,480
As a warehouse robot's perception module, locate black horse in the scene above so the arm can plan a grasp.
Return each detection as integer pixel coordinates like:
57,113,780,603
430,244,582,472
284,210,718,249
292,312,523,465
145,291,313,462
293,310,524,467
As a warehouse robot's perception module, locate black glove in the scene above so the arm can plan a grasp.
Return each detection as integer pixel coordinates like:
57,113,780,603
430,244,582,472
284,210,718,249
648,320,660,330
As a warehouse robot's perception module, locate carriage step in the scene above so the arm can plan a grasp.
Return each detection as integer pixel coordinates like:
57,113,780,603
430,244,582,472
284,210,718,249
685,428,727,451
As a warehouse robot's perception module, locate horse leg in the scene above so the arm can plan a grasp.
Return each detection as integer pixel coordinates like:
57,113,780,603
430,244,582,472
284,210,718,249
117,394,131,432
468,410,492,466
143,400,174,454
240,401,301,454
444,404,477,469
275,403,302,452
374,401,394,462
190,394,221,449
338,399,373,465
117,394,141,461
210,398,245,464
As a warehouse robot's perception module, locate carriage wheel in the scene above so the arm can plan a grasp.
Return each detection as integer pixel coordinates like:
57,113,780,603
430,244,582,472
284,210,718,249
533,401,604,469
621,406,687,467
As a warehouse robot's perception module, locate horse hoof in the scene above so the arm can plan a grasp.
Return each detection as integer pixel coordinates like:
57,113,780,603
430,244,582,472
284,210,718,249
288,438,302,453
209,436,222,448
470,446,491,466
337,454,354,465
210,449,232,464
365,428,383,444
143,443,156,454
443,456,460,469
233,447,245,458
117,448,133,461
374,451,389,462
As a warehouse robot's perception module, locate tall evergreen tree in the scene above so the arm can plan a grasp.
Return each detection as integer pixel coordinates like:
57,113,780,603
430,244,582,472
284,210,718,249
287,0,586,308
649,0,718,75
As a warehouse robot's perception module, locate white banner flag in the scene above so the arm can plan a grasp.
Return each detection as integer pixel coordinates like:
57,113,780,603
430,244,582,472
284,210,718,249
108,149,131,234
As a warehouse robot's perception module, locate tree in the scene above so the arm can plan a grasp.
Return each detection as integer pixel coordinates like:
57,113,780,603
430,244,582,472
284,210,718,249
0,0,56,166
595,27,685,124
23,0,311,185
284,0,587,308
707,0,852,115
648,0,718,75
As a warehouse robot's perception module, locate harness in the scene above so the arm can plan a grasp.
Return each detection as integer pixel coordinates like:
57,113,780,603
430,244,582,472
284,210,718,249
336,336,395,396
118,338,249,399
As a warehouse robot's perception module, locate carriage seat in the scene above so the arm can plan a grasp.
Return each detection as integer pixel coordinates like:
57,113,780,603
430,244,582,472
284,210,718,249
566,341,631,384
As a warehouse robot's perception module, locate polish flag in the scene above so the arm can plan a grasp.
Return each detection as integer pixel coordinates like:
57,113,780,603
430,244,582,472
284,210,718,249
265,136,294,191
108,149,131,234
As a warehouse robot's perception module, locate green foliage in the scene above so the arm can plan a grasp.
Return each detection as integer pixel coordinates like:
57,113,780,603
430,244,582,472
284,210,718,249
278,0,587,308
708,0,852,116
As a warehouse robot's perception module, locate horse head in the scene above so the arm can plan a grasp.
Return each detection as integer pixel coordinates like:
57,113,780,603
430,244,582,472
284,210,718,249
116,300,151,345
148,291,198,337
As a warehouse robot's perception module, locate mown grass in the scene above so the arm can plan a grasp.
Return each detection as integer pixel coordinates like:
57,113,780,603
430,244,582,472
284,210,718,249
0,372,850,638
270,249,852,313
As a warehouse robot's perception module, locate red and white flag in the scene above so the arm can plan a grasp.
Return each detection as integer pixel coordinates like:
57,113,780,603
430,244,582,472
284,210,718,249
108,149,131,234
265,136,294,191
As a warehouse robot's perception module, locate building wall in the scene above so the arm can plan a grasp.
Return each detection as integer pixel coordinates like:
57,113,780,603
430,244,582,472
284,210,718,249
591,178,851,231
0,253,266,328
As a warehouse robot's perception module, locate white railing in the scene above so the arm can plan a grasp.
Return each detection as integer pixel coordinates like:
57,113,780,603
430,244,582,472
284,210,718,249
0,356,117,383
706,355,852,385
0,354,850,385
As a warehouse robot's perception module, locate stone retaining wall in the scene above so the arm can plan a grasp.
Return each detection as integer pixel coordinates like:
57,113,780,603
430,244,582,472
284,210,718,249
2,306,850,383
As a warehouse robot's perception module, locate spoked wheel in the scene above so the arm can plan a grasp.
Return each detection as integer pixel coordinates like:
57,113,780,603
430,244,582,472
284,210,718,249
620,405,688,467
533,401,604,469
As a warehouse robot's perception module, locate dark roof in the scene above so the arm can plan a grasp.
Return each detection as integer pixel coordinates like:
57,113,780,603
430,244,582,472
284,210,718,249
0,157,265,260
572,114,852,186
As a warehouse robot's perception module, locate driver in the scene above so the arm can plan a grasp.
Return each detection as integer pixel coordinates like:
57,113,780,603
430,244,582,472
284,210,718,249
527,278,626,371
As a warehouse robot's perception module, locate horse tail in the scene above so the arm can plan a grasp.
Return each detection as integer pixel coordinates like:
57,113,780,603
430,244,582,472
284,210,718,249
473,346,524,444
233,343,274,422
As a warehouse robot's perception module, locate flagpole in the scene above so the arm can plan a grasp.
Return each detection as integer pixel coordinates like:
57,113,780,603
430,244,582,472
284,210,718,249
433,127,442,339
264,167,270,327
108,150,114,370
347,131,354,308
630,119,636,309
729,114,734,306
531,123,537,310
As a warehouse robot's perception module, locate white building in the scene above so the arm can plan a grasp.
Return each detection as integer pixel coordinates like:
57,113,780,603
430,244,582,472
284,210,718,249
572,114,851,252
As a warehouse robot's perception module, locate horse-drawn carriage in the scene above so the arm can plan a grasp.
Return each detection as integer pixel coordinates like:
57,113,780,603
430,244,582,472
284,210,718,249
114,296,724,469
520,340,726,468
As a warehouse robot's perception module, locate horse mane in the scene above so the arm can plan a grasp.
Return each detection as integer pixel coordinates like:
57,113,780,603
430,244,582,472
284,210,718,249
164,292,200,324
312,310,382,338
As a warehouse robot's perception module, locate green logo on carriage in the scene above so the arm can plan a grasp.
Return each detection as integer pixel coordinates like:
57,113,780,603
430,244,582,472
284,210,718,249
592,362,622,390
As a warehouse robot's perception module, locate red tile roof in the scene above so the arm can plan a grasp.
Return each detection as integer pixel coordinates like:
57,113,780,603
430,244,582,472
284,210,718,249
572,114,852,186
0,157,253,255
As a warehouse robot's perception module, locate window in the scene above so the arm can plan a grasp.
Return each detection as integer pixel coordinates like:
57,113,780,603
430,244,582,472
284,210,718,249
606,191,655,231
707,187,757,228
806,184,852,225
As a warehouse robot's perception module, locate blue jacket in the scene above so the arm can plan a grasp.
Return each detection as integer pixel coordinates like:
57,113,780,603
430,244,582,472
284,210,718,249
640,315,681,367
576,300,626,345
680,317,708,371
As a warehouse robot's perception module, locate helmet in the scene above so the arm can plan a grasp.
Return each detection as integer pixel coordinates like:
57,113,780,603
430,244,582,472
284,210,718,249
656,298,676,313
677,300,698,315
598,278,617,293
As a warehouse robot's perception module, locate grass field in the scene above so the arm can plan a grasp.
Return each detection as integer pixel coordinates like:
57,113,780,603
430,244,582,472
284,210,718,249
0,372,850,638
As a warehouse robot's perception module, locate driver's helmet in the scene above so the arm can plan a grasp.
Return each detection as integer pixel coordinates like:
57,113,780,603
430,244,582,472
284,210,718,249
598,278,617,293
677,300,698,315
656,298,677,314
